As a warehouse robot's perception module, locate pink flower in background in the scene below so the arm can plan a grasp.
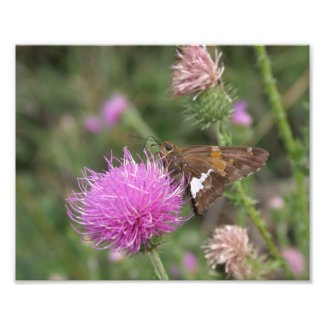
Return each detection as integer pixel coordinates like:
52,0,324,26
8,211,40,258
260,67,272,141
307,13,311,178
170,264,182,279
268,196,285,209
281,247,305,276
83,116,103,133
66,148,187,254
172,45,224,97
102,93,129,127
202,225,253,279
183,251,198,274
231,100,253,126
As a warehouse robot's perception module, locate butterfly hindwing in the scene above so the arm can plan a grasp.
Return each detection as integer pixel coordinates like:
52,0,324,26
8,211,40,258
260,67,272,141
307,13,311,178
182,162,226,215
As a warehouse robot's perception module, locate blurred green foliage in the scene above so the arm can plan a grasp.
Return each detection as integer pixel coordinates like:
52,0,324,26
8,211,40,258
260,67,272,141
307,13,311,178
16,46,309,280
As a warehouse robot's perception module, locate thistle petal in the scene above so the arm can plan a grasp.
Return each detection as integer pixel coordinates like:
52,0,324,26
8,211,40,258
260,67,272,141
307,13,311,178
67,147,187,254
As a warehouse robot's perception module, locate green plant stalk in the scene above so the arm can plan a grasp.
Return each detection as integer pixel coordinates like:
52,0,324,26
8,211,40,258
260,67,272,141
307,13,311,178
293,171,309,262
234,182,280,259
216,122,293,278
17,179,89,279
147,248,169,280
254,46,309,258
122,107,160,141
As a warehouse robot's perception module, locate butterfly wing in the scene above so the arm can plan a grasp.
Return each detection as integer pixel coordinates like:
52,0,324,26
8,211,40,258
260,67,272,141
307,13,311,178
181,158,227,215
217,146,269,183
180,145,269,214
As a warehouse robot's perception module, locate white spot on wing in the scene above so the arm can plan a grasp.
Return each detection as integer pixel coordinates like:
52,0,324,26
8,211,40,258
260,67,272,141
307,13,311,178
190,169,213,198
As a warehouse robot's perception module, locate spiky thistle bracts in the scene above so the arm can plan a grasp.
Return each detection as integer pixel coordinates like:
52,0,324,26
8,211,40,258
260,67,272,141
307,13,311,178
184,85,237,129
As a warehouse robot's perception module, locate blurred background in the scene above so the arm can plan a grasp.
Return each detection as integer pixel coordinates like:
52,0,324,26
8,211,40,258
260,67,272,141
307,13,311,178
16,46,309,280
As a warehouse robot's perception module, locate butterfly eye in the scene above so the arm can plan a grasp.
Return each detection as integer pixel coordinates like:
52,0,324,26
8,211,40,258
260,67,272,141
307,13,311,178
165,143,173,151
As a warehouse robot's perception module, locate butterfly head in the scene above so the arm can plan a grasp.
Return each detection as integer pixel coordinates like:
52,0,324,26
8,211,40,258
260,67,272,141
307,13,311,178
159,141,176,157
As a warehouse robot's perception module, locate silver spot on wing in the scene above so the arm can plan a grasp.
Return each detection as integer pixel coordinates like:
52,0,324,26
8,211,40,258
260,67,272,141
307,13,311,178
190,169,213,199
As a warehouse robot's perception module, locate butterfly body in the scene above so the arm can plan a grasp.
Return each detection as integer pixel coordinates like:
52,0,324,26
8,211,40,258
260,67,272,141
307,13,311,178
159,141,269,215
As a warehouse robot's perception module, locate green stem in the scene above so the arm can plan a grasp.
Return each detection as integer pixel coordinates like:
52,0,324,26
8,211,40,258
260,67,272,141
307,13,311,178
254,45,309,258
255,46,296,156
234,182,274,252
122,107,160,141
215,122,293,278
234,182,290,271
254,46,296,155
17,179,89,279
147,248,169,280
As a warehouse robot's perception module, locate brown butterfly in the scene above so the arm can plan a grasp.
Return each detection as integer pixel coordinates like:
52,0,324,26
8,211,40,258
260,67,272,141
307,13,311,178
159,141,269,215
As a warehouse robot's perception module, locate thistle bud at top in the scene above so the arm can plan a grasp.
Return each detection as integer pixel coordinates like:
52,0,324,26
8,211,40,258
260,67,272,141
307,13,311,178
172,45,235,129
185,85,235,129
172,45,224,97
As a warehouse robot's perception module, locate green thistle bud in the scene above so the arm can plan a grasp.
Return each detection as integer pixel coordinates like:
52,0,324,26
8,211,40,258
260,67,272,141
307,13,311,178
184,84,236,130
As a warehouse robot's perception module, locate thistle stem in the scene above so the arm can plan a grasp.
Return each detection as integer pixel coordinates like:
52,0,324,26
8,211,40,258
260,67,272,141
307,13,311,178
215,122,293,278
234,182,290,271
254,46,296,155
254,45,309,259
122,107,159,141
147,247,169,280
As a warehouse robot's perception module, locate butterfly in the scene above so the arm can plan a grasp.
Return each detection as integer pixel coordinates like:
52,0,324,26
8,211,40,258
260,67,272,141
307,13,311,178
159,141,269,215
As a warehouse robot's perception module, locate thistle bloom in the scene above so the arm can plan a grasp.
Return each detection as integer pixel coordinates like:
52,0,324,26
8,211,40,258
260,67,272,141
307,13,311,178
102,93,129,127
66,148,186,254
202,225,253,279
281,247,305,276
173,46,234,129
231,100,253,126
268,196,285,210
170,264,182,279
172,45,225,97
83,116,103,133
183,251,198,274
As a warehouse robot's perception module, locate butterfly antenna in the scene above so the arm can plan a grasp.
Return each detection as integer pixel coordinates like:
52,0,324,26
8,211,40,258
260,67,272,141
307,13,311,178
138,135,161,158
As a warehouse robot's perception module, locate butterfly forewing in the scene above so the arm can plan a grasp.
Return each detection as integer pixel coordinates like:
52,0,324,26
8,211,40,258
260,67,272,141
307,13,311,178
160,142,269,215
217,146,269,183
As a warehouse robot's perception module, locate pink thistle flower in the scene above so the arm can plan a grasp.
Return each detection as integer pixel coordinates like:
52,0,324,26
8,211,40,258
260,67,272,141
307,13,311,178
170,264,182,279
102,93,129,127
172,45,225,97
281,247,305,276
231,100,253,126
66,148,187,254
202,225,253,279
83,116,103,133
268,196,285,210
183,251,198,274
